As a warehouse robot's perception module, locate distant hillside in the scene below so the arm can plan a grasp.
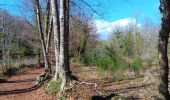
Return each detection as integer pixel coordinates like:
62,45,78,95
0,10,38,57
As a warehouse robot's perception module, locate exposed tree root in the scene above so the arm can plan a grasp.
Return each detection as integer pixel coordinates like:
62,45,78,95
78,81,98,87
68,74,98,87
36,72,51,85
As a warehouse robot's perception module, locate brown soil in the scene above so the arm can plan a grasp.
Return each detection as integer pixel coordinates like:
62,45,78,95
0,68,52,100
0,63,159,100
66,63,159,100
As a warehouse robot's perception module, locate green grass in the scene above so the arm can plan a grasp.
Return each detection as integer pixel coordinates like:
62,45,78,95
130,56,142,73
45,80,62,95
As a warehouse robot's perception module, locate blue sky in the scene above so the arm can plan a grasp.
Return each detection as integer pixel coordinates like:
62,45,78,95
91,0,160,23
0,0,161,39
0,0,23,16
0,0,33,20
85,0,161,39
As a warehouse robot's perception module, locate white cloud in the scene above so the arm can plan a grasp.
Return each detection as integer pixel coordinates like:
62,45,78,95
94,18,141,35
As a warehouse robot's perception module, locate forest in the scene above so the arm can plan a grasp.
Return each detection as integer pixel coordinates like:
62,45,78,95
0,0,170,100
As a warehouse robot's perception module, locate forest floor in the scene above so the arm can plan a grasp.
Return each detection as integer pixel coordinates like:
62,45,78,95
0,63,160,100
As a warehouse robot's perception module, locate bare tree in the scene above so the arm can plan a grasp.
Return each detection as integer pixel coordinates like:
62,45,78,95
158,0,170,99
34,0,49,73
44,0,53,74
1,16,6,67
65,0,71,76
58,0,67,91
51,0,60,81
46,17,53,53
44,0,51,43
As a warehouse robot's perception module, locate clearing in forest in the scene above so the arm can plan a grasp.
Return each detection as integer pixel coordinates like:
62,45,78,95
0,63,159,100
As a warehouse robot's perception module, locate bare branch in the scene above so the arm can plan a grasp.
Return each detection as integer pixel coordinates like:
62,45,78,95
79,0,104,19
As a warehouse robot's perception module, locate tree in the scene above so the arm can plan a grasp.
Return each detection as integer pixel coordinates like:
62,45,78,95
45,0,52,74
65,0,71,75
51,0,70,95
44,0,51,43
51,0,60,80
34,0,49,73
1,16,6,67
69,14,97,58
58,0,69,93
158,0,170,99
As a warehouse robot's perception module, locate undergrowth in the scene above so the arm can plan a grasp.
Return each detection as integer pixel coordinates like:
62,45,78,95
72,55,145,81
0,64,26,77
45,80,62,95
130,56,142,73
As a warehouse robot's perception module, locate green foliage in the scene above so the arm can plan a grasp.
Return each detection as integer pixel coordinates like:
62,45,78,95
79,40,86,53
111,30,124,55
122,32,134,56
78,53,129,81
8,43,26,57
46,80,62,95
0,33,3,41
131,57,142,72
105,46,117,61
111,29,143,57
134,32,142,56
75,37,143,80
79,56,91,65
72,27,156,81
59,92,66,100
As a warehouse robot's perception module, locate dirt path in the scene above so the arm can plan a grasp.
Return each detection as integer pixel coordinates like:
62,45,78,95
0,64,159,100
0,68,52,100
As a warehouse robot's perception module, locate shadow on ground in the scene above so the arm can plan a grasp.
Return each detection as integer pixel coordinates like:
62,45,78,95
0,84,40,95
0,79,35,83
92,92,117,100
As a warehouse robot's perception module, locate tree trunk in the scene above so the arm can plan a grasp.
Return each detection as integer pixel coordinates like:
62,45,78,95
46,17,53,53
34,0,49,73
158,0,170,99
58,0,69,93
1,17,6,67
46,17,53,74
44,0,51,43
37,48,41,67
51,0,60,80
65,0,71,76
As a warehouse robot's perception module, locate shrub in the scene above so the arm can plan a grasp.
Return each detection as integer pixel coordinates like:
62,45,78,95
131,57,142,73
1,63,26,77
2,67,19,77
8,43,26,58
87,56,129,81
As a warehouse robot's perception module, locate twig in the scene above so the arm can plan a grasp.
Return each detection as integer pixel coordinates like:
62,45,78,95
79,0,104,19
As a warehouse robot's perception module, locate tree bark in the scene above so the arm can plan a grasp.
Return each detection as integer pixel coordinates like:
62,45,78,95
58,0,69,93
46,17,53,74
46,17,53,53
51,0,60,80
1,17,6,67
34,0,49,73
44,0,51,43
65,0,71,76
158,0,170,99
